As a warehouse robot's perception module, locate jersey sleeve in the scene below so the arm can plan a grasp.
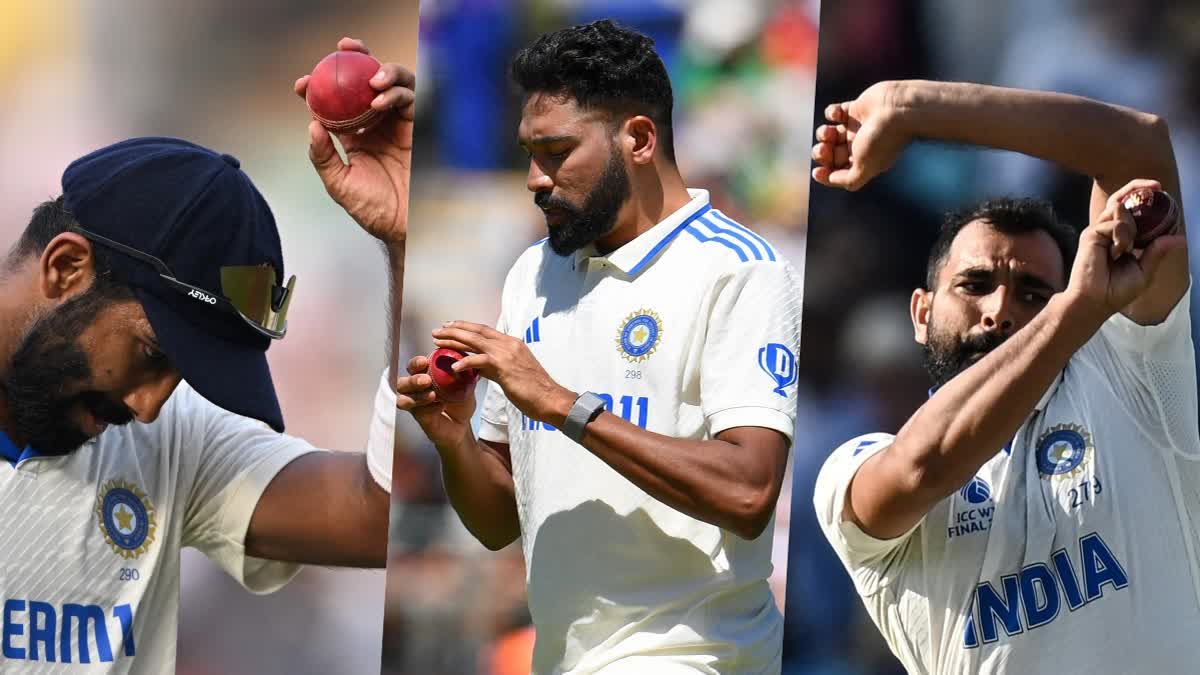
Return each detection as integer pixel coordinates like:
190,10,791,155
1099,282,1193,361
477,386,510,443
700,260,803,441
1084,283,1199,449
812,432,921,596
478,307,512,444
178,387,319,594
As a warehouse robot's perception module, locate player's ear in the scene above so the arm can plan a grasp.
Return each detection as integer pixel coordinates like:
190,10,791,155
40,232,97,302
911,288,932,345
624,115,657,166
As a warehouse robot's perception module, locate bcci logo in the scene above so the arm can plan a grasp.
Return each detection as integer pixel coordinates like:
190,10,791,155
1036,423,1093,478
616,310,663,363
758,343,797,397
96,480,157,560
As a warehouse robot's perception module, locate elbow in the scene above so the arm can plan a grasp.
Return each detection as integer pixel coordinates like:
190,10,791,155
476,524,520,552
889,439,965,502
1145,113,1176,168
1144,112,1170,141
481,537,511,552
1096,112,1175,186
456,513,520,551
727,482,780,541
1135,113,1176,179
476,527,518,551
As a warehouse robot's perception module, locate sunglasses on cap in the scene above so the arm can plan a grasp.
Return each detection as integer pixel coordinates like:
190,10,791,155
71,226,296,340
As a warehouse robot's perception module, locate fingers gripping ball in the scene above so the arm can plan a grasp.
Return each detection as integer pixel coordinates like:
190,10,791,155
306,51,384,134
1123,188,1179,248
427,349,480,402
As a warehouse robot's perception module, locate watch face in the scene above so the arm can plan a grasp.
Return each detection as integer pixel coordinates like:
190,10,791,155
583,393,607,417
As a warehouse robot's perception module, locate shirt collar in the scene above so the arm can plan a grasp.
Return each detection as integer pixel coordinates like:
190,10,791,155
574,189,712,275
0,431,40,466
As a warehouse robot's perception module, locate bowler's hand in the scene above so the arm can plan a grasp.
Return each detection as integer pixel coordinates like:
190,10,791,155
811,81,910,192
294,37,414,244
433,321,576,425
395,355,476,450
1068,178,1187,317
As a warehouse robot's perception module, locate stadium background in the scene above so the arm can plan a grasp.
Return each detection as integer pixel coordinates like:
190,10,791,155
0,1,420,673
784,1,1200,673
383,1,817,673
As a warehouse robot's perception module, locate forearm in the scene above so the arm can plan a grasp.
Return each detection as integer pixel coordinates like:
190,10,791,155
575,414,786,540
247,451,390,567
857,294,1106,536
435,435,520,550
383,239,405,378
893,81,1175,190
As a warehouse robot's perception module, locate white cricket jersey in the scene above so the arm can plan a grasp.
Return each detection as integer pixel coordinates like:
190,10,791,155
0,382,317,674
814,289,1200,674
478,189,802,674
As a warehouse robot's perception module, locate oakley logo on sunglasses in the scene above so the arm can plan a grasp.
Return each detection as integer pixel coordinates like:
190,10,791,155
188,289,219,305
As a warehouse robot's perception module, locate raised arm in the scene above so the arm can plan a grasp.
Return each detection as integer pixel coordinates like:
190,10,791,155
240,38,415,567
813,80,1187,323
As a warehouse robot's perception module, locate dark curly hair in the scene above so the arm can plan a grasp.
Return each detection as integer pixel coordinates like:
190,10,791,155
510,20,676,162
925,197,1079,289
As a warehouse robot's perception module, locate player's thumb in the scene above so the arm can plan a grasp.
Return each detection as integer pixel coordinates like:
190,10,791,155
828,165,865,192
307,121,345,184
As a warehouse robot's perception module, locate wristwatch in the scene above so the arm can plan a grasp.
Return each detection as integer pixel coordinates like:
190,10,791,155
561,392,607,443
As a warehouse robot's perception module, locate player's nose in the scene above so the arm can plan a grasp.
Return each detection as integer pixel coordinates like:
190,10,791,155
123,371,183,424
979,287,1015,334
527,159,553,193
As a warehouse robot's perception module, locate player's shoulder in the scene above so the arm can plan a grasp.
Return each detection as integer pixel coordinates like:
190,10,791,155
516,236,551,264
162,380,219,418
505,237,558,282
814,432,896,507
89,382,211,461
146,381,269,438
672,207,786,271
825,432,896,470
503,236,583,300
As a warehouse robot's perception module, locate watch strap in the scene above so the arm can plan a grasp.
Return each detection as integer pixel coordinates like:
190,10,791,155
561,392,606,443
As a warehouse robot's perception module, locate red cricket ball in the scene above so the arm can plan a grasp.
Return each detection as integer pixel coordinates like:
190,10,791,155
305,50,383,134
1123,188,1179,248
427,348,480,403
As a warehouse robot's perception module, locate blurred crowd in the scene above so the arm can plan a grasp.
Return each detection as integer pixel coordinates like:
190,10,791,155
1,1,421,673
385,1,816,673
786,1,1200,673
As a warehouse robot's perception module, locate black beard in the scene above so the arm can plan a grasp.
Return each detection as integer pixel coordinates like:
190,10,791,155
535,144,631,256
3,292,135,455
922,318,1009,390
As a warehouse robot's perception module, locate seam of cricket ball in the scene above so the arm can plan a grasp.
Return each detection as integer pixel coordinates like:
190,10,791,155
312,107,380,132
1131,192,1179,247
428,367,466,402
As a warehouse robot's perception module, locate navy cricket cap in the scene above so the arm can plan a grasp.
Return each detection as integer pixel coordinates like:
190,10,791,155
62,137,287,432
